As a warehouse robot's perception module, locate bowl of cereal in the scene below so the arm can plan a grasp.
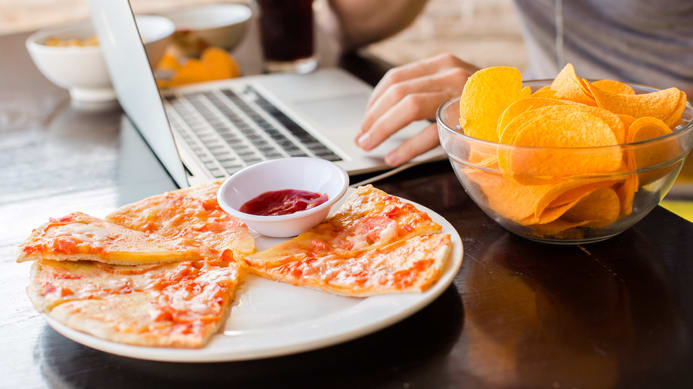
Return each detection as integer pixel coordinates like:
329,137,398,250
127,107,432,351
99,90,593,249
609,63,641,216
26,16,174,102
438,66,693,244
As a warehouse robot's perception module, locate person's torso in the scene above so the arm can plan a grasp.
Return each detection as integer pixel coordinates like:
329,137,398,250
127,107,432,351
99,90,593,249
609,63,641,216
514,0,693,89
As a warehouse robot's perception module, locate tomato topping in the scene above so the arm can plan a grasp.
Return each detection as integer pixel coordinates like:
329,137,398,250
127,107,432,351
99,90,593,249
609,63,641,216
22,245,41,255
53,237,79,254
240,189,328,216
55,215,75,223
202,222,226,233
52,272,83,280
311,239,329,252
44,283,56,294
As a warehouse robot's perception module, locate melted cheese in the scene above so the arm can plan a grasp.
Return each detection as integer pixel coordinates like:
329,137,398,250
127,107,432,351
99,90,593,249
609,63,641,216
29,258,241,347
106,182,255,258
18,212,198,264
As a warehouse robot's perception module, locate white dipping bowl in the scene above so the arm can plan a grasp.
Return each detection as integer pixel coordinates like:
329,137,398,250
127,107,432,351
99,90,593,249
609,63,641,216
26,16,174,102
163,3,252,57
218,158,349,238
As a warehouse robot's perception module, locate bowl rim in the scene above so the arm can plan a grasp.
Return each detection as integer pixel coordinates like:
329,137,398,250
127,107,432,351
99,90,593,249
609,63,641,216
437,79,693,150
25,15,174,52
163,3,253,30
26,21,101,53
217,157,349,222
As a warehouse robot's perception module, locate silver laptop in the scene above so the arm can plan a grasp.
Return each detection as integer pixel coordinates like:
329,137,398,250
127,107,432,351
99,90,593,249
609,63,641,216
88,0,444,188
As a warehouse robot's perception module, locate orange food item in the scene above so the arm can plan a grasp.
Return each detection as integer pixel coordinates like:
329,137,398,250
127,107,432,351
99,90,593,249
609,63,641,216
550,64,595,106
245,185,450,296
106,182,255,258
591,79,635,95
588,84,684,127
157,48,242,88
626,116,680,185
460,66,531,142
201,47,241,79
498,106,622,179
28,258,242,348
17,212,199,265
563,187,621,227
459,64,687,238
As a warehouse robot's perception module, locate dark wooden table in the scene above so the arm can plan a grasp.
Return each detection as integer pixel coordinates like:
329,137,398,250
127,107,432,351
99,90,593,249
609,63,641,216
2,19,693,389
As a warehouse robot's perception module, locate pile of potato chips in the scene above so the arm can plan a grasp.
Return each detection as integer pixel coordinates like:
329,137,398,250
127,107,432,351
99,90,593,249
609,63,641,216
458,64,688,238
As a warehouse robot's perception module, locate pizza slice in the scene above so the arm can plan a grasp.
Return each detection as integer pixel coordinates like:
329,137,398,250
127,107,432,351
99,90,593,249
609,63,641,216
247,185,442,266
245,233,451,297
106,182,255,259
27,255,242,348
17,212,199,265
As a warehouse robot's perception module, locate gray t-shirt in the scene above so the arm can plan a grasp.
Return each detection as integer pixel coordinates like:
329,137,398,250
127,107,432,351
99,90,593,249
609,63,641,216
514,0,693,90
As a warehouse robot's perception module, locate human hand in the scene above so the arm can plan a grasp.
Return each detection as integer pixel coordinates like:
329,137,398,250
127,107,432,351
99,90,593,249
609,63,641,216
356,53,479,166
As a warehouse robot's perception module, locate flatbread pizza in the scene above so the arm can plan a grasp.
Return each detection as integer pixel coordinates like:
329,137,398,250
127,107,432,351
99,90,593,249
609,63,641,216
106,182,255,259
245,186,452,296
28,256,242,348
19,183,454,349
18,212,199,265
246,233,451,297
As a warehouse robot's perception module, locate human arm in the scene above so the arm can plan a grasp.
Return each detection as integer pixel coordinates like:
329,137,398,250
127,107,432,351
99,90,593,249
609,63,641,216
326,0,429,51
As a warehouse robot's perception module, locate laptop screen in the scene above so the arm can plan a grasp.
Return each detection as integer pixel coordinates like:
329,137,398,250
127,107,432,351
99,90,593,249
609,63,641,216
88,0,189,188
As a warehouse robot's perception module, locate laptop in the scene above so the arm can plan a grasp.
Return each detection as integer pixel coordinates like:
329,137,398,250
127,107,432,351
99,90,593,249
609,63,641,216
88,0,444,188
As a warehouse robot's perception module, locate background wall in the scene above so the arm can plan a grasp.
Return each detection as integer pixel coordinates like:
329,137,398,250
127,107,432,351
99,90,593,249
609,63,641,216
0,0,527,69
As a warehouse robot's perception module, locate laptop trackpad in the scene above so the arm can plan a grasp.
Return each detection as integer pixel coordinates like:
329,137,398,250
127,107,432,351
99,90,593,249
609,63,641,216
294,94,431,144
293,94,370,132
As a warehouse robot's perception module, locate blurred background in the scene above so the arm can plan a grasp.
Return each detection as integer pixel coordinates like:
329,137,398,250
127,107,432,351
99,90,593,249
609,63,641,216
0,0,527,69
3,0,691,219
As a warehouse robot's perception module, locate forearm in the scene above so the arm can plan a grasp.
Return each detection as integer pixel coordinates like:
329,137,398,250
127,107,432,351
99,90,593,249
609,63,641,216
327,0,428,50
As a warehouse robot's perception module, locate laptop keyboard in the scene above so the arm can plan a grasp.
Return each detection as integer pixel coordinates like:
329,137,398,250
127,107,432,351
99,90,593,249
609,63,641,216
164,86,342,178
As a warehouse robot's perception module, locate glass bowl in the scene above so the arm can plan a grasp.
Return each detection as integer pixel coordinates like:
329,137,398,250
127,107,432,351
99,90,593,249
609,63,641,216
437,80,693,244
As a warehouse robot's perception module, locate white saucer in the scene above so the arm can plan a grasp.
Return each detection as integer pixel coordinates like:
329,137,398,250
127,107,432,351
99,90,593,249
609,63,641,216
44,199,463,362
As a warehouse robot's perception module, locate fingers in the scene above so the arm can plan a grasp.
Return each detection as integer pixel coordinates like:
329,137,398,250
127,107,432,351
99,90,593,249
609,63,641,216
385,123,440,166
356,92,447,151
359,67,469,140
367,53,464,109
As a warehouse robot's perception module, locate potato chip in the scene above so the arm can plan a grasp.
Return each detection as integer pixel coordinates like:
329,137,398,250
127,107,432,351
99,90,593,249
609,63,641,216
497,97,570,139
459,63,687,238
503,107,622,178
550,64,595,105
532,85,556,98
618,114,635,129
615,174,638,216
563,187,620,227
591,80,635,95
459,66,531,142
588,84,682,125
531,219,590,237
665,90,688,128
535,179,620,220
468,169,620,225
627,116,679,185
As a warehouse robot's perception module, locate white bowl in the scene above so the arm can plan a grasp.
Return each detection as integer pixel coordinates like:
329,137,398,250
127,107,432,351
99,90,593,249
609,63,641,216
217,158,349,237
26,16,174,102
163,3,252,57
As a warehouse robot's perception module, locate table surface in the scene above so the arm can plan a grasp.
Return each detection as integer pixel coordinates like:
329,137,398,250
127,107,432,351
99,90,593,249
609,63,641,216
2,18,693,389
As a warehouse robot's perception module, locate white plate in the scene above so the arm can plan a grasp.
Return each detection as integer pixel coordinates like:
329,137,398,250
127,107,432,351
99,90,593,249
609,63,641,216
43,199,463,362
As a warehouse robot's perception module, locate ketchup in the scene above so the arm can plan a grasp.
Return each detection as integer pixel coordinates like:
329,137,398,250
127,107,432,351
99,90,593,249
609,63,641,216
240,189,328,216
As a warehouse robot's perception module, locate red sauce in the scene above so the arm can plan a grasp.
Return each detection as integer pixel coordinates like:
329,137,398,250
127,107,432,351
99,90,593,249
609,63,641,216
240,189,328,216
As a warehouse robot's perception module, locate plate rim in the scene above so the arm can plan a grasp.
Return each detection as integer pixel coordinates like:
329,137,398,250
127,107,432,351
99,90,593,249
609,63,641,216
43,199,464,362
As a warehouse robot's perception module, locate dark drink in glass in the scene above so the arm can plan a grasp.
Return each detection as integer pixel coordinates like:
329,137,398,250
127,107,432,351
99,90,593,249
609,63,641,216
257,0,317,73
